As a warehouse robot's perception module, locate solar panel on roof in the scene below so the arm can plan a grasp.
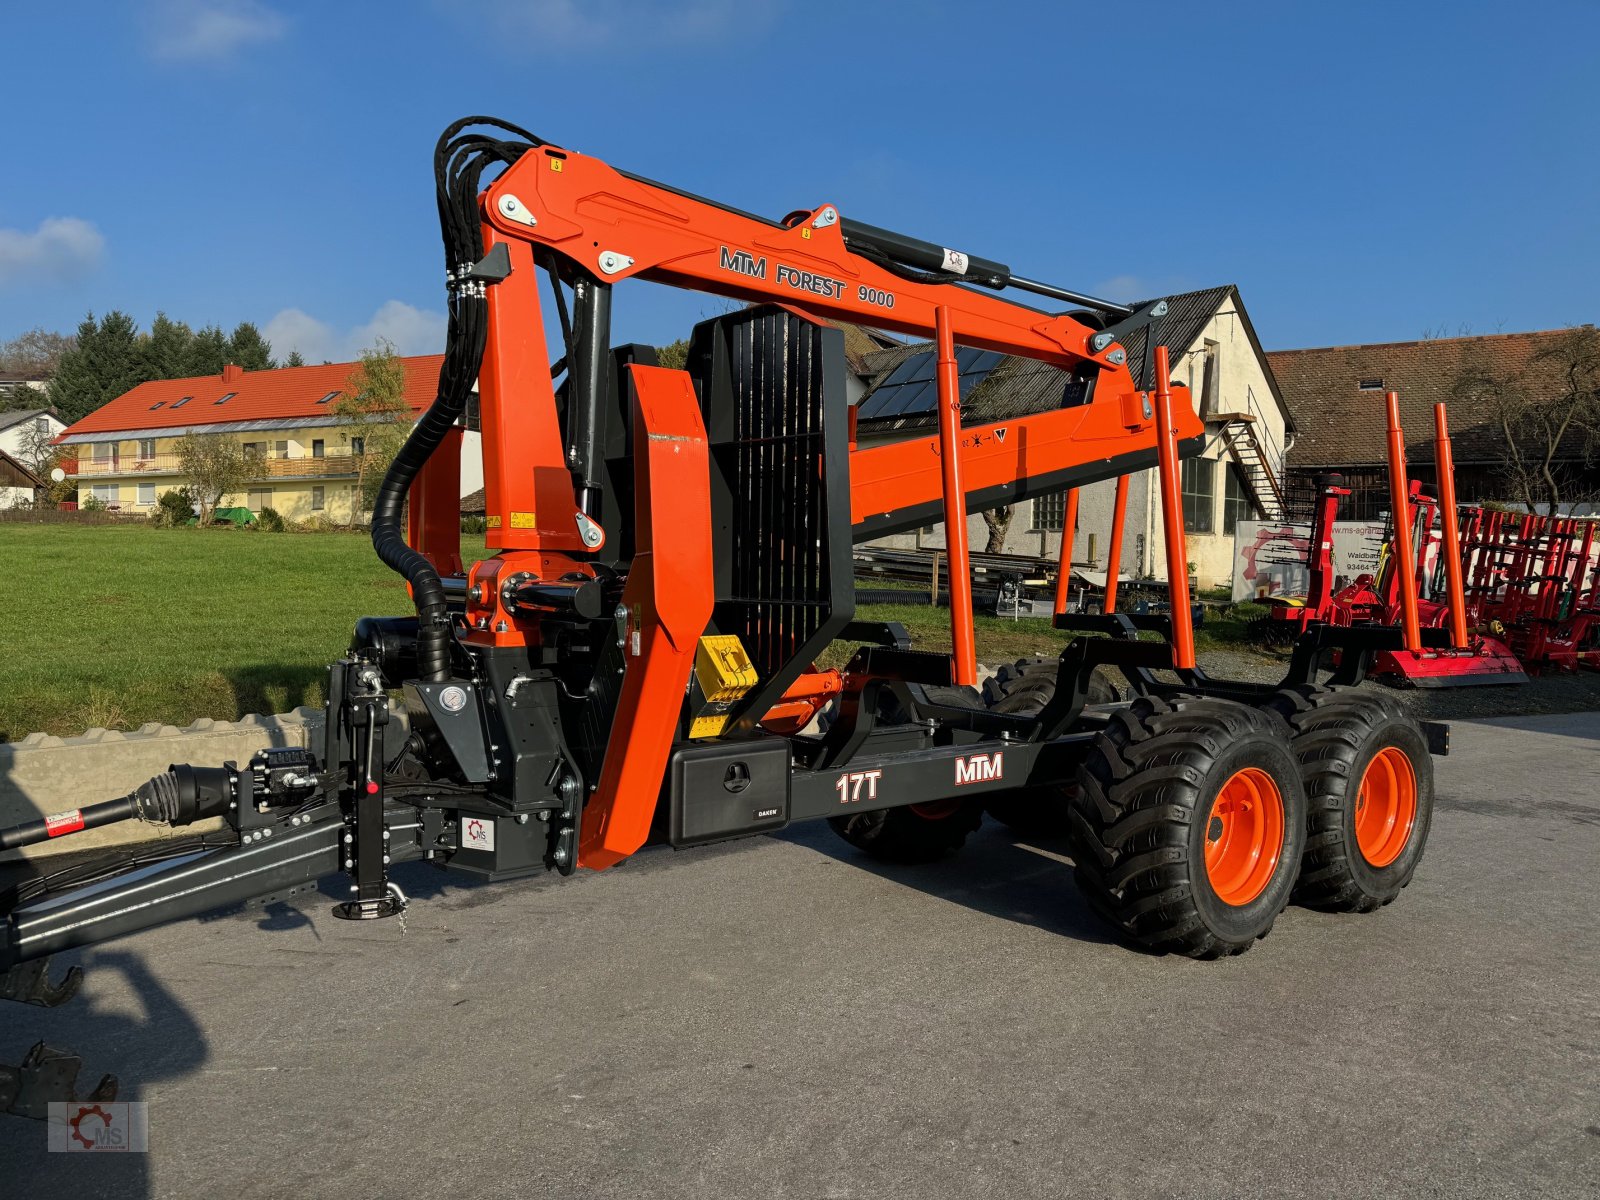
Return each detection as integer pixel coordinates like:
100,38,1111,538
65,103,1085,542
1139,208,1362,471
855,347,1003,421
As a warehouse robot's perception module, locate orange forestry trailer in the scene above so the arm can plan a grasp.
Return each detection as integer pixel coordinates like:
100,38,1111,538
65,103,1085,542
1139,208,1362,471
1,118,1447,1022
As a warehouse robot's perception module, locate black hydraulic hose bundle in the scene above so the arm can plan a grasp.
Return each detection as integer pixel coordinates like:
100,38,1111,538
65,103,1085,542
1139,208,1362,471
369,116,544,681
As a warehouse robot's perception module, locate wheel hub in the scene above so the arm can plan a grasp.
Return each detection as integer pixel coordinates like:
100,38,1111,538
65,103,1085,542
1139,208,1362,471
1354,746,1417,867
1203,767,1285,906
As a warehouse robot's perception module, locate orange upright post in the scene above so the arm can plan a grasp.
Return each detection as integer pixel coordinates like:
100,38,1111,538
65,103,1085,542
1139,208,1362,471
1103,475,1130,614
934,306,977,687
1051,487,1081,615
1385,391,1422,653
1152,346,1196,670
1431,403,1470,649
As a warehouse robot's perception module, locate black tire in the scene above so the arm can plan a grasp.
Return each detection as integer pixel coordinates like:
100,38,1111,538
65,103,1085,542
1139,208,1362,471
1065,696,1307,958
980,657,1118,836
827,801,983,864
1268,684,1434,912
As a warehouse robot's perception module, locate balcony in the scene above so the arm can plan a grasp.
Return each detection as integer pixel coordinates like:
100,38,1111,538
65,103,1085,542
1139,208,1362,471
68,451,363,480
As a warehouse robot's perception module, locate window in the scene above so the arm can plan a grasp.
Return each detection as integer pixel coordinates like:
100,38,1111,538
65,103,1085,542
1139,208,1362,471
215,392,236,406
1181,457,1215,533
171,396,192,410
137,439,156,459
91,483,117,505
92,443,114,461
350,436,365,456
1032,491,1069,532
1223,464,1259,535
316,391,339,405
149,401,165,411
1358,378,1385,391
242,441,266,457
273,440,289,457
248,488,272,511
137,483,156,505
311,485,325,511
311,439,325,458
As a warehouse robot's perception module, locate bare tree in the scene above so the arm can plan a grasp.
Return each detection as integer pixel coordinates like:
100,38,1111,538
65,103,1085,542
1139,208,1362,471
175,432,259,525
14,415,60,475
1452,325,1600,516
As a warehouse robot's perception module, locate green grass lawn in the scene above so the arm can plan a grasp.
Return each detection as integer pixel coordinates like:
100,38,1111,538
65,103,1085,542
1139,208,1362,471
0,524,1263,740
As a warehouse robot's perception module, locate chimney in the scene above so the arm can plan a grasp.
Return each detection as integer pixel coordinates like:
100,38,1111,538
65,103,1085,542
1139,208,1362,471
222,363,242,384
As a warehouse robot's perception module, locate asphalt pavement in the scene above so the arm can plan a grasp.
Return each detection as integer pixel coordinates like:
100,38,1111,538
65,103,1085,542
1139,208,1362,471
3,711,1598,1199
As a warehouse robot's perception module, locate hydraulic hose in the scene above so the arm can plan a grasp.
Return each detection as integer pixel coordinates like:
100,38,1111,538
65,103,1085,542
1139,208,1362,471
370,117,541,681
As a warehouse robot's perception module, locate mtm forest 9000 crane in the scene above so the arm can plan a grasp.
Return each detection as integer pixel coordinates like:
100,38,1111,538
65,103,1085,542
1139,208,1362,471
1,118,1447,1006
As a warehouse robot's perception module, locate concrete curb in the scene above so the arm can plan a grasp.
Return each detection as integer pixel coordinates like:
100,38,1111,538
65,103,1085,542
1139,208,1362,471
1,708,323,862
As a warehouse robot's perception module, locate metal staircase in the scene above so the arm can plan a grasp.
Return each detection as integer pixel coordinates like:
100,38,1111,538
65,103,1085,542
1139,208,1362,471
1217,416,1287,521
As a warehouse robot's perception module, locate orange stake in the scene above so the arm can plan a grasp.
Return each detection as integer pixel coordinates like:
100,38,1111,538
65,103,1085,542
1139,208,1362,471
1385,391,1422,653
1103,475,1130,614
1431,403,1470,649
1153,346,1196,670
934,306,977,687
1051,487,1081,615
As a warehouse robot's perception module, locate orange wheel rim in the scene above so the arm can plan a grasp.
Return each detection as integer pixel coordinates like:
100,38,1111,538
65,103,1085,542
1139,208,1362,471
1203,768,1285,906
1354,746,1417,867
910,799,961,821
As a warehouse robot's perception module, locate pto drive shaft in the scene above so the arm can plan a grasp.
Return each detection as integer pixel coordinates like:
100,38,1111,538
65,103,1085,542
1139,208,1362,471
0,764,236,852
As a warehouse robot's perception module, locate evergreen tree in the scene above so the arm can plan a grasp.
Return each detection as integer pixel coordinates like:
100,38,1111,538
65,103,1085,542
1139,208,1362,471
227,322,275,370
284,350,306,368
46,312,144,423
140,312,195,381
186,325,231,376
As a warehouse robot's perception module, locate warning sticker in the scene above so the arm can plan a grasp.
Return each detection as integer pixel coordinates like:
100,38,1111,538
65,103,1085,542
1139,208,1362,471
486,515,502,529
940,247,969,275
462,816,496,852
45,809,85,837
509,511,538,529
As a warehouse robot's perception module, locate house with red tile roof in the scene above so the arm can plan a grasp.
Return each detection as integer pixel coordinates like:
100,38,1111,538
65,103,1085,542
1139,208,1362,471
1269,326,1600,518
54,357,480,523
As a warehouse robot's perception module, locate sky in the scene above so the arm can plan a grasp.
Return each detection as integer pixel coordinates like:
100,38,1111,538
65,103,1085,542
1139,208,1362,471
1,0,1597,364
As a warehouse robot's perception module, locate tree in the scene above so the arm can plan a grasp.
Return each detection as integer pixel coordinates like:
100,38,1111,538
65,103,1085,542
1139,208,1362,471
226,322,275,370
334,341,413,519
284,350,306,368
0,328,76,377
655,339,689,371
175,431,258,525
140,312,195,380
47,312,144,423
14,415,61,475
186,325,231,377
980,505,1014,553
1451,325,1600,516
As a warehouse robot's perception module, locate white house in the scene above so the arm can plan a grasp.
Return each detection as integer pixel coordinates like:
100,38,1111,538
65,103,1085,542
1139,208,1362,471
0,408,67,480
853,286,1295,590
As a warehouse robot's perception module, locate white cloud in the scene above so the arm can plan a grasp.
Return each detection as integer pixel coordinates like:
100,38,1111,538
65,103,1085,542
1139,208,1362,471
468,0,776,47
0,217,105,287
146,0,287,62
265,301,448,364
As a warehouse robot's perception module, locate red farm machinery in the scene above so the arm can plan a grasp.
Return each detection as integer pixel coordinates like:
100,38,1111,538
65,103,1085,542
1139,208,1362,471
1256,394,1527,686
2,118,1452,1045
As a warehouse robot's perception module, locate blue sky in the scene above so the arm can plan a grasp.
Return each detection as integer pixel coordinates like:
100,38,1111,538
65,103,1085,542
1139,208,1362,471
2,1,1596,362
